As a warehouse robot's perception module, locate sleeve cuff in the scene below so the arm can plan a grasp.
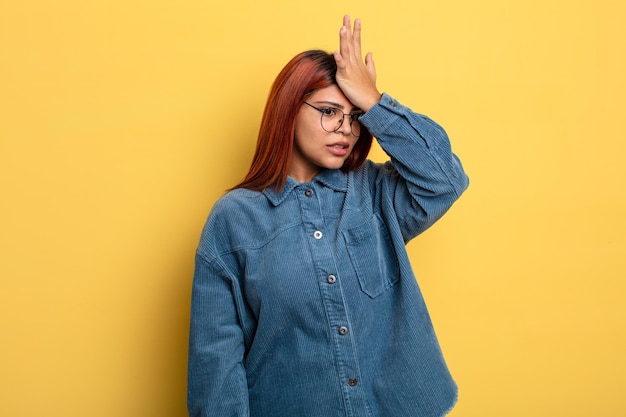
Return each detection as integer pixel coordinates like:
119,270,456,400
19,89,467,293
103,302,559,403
359,93,407,137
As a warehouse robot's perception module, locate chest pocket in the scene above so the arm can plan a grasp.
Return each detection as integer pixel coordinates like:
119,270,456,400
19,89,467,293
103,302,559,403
343,215,401,298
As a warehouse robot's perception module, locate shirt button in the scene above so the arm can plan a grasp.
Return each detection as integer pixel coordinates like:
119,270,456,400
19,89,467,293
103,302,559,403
304,188,314,197
327,275,337,284
348,378,358,387
338,326,348,335
313,231,323,240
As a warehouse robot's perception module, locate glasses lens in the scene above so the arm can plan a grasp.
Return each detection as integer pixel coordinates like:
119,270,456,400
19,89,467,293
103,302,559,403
320,110,360,137
350,116,361,137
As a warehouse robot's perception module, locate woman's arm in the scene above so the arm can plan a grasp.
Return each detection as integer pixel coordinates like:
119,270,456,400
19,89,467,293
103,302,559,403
188,254,249,417
360,95,469,241
333,15,468,241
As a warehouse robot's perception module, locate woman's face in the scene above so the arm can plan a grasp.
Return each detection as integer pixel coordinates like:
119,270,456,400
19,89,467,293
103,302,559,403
290,85,361,183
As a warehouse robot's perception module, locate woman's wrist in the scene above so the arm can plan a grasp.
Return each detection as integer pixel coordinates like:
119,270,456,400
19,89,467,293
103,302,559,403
359,92,383,113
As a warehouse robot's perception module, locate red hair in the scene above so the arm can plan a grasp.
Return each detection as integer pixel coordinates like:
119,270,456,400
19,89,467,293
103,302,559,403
231,50,373,192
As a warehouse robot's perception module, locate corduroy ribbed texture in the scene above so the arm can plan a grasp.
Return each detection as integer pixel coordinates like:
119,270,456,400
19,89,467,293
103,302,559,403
188,93,469,417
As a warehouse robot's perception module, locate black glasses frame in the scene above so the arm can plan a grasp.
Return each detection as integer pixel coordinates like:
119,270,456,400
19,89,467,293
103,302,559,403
303,102,362,137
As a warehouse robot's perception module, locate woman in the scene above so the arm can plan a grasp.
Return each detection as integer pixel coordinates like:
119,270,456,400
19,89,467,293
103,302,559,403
188,15,469,417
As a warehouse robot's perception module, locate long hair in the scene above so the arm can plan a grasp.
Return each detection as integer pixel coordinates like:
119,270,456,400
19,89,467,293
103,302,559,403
231,50,373,192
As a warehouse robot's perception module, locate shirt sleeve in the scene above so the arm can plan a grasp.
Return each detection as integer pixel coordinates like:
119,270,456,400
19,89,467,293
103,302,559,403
187,253,250,417
358,93,469,242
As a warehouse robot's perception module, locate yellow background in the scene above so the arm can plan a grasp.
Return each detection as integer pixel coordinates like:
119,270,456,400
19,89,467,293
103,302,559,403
1,0,625,415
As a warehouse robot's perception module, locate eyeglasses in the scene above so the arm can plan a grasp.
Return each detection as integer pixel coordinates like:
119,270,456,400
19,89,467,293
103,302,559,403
303,102,362,137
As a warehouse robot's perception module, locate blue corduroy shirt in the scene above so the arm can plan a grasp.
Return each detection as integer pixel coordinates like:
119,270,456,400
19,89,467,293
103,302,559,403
188,93,469,417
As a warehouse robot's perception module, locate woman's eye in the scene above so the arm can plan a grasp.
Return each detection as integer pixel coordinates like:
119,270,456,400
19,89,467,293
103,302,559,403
320,108,336,116
350,113,362,122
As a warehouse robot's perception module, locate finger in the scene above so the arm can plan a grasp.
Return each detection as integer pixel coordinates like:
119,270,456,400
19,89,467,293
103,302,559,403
353,18,363,58
343,14,350,29
365,52,377,81
339,23,351,59
333,50,345,70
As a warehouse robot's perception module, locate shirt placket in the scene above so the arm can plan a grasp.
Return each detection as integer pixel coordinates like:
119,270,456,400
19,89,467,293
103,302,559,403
297,184,372,417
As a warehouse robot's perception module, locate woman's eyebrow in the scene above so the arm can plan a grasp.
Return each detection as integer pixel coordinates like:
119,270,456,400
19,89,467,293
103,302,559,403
313,100,362,112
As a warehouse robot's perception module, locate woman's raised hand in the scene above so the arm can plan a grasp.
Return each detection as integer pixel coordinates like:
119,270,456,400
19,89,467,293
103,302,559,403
333,15,382,112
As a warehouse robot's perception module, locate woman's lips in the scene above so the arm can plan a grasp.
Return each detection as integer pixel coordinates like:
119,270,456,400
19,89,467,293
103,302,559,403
326,142,349,156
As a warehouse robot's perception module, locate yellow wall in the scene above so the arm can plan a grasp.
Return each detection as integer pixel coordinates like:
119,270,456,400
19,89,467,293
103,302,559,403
1,1,625,416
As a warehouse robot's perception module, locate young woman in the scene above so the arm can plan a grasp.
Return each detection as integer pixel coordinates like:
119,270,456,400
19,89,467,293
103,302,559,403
188,15,469,417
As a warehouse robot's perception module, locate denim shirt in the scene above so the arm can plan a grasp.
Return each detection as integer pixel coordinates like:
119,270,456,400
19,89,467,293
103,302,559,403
188,93,469,417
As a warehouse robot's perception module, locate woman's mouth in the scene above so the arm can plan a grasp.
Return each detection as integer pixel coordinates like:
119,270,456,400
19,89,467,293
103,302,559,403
327,143,350,156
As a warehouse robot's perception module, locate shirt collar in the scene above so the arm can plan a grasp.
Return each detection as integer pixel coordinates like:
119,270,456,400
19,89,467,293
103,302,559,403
263,169,348,206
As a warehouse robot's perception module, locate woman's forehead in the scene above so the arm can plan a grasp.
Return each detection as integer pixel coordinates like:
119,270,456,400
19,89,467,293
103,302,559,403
308,85,357,110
